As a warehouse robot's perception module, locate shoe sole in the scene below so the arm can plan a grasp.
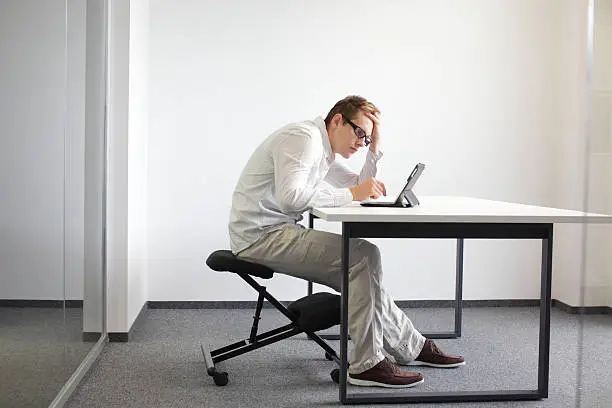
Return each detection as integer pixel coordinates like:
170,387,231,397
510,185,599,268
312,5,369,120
348,377,424,388
405,361,466,368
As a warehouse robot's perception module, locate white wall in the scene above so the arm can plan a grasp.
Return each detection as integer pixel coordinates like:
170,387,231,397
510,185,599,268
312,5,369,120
83,0,108,333
0,0,67,300
147,0,565,302
105,0,150,332
127,0,150,326
106,0,130,332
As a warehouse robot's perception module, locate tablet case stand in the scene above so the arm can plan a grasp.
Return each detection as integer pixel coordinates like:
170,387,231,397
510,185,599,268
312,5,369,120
401,189,420,207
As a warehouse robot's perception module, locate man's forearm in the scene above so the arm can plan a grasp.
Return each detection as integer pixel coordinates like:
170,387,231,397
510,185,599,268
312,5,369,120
358,149,383,183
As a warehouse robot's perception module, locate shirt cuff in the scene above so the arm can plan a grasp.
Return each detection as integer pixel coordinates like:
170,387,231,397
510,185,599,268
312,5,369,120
367,148,383,162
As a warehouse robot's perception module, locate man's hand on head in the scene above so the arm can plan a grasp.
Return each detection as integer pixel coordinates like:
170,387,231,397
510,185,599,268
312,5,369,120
362,110,381,154
350,177,387,201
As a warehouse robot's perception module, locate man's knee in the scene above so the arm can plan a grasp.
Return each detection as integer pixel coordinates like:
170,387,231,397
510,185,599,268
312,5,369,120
352,239,382,272
359,238,381,258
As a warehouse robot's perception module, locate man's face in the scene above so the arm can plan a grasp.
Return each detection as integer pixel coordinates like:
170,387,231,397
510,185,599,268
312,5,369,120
333,111,373,159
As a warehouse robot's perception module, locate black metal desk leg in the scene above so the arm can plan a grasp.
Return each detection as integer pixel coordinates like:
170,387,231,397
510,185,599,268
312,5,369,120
307,214,315,296
340,222,350,404
538,226,553,398
455,238,464,337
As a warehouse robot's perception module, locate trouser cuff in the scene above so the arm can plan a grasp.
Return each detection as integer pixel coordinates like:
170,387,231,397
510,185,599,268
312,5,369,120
390,333,426,363
348,351,386,375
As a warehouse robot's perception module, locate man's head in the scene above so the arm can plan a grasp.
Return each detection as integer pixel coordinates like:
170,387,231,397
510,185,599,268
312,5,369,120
324,95,380,158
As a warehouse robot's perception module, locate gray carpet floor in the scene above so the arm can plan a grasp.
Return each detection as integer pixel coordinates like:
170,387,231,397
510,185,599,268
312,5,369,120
0,307,95,408
66,307,612,408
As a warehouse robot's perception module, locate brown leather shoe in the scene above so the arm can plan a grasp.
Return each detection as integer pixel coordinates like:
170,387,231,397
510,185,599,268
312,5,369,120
403,339,465,368
348,358,424,388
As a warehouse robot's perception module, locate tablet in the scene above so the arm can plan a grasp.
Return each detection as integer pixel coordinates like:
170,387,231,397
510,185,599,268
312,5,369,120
360,163,425,208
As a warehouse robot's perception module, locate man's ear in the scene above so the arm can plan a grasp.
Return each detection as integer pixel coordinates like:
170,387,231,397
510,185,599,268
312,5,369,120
333,113,343,128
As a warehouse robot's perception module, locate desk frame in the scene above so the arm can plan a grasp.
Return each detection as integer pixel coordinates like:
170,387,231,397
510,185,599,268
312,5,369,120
311,214,553,405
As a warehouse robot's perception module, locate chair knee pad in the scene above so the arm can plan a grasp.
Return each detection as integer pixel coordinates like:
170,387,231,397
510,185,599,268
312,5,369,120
287,292,341,332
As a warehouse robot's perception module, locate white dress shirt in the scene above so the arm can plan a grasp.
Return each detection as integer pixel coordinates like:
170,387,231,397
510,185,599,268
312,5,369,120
228,116,383,254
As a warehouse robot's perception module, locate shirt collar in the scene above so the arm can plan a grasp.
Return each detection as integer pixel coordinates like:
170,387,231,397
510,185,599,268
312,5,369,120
314,116,334,163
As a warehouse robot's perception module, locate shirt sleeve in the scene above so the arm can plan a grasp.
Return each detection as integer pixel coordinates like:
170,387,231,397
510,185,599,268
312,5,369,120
273,133,353,213
324,149,384,188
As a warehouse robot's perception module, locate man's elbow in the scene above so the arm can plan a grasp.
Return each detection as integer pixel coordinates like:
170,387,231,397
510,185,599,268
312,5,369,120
277,193,307,214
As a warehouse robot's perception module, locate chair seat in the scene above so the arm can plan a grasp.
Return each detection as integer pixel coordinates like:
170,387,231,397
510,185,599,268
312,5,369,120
206,250,275,279
288,292,341,332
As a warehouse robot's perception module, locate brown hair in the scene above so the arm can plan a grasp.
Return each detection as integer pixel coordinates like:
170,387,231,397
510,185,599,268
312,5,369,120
324,95,380,128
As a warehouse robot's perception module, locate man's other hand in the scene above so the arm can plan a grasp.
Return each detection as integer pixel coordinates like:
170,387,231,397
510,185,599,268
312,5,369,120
350,178,387,201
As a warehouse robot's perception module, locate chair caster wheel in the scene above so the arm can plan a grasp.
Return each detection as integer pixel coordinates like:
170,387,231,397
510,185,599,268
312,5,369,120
212,371,229,386
325,352,333,361
330,368,340,384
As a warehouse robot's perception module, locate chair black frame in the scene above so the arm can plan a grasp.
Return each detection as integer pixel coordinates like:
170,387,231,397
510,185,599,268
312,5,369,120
202,253,342,386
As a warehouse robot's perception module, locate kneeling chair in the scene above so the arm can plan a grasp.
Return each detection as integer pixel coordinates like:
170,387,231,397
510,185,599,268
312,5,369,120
202,250,343,386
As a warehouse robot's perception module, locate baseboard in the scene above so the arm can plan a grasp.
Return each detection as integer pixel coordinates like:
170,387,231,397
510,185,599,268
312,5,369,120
551,299,612,315
395,299,540,308
0,299,84,308
108,332,129,342
108,301,149,343
82,332,102,342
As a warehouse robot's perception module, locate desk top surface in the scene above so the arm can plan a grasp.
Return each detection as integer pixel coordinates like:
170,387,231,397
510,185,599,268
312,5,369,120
311,196,612,223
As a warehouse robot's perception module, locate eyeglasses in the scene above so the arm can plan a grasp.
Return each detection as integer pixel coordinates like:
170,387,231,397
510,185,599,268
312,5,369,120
341,114,371,146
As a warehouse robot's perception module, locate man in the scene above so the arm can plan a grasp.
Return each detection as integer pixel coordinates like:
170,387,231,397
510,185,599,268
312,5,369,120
229,95,465,388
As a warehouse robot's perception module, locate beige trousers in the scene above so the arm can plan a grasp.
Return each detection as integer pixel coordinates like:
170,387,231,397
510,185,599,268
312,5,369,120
236,226,425,374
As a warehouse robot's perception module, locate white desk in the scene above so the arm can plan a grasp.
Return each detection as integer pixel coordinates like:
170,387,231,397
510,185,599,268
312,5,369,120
309,196,612,405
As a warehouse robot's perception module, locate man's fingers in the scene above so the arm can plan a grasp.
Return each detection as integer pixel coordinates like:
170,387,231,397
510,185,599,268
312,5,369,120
362,109,380,124
373,179,386,196
365,179,384,198
371,184,384,198
363,178,386,199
